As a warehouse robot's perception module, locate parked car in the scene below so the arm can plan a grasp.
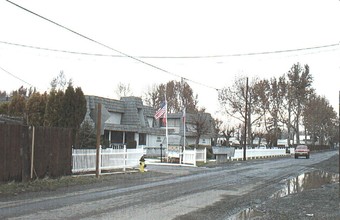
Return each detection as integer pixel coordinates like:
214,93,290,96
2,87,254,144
294,145,310,159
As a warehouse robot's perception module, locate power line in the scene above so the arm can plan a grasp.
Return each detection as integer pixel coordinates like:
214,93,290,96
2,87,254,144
0,65,36,88
1,40,339,59
5,1,183,80
6,0,222,91
6,0,339,93
0,40,220,91
0,40,122,58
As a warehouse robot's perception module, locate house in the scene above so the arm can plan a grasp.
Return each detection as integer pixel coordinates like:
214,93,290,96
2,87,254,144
166,112,215,148
84,95,215,155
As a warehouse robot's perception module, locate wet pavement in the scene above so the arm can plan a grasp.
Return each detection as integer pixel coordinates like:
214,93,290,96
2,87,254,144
229,169,340,220
272,170,339,199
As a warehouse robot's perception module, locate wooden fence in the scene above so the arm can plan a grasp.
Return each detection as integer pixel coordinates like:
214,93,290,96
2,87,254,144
0,124,29,182
0,124,73,182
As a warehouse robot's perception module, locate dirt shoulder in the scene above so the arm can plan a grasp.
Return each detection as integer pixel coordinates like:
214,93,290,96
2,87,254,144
258,152,340,220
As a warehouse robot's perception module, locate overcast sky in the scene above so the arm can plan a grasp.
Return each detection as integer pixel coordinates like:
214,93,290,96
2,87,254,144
0,0,339,119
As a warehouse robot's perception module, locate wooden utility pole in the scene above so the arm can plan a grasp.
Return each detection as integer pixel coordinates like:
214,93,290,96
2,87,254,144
96,103,102,178
243,77,249,161
338,91,339,197
30,126,35,179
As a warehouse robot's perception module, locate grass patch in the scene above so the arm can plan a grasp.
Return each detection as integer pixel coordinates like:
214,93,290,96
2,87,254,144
0,176,92,196
0,168,142,197
0,175,109,197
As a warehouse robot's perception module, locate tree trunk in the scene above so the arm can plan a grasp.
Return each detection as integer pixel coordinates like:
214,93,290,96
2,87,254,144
273,111,278,146
296,109,300,144
287,101,291,147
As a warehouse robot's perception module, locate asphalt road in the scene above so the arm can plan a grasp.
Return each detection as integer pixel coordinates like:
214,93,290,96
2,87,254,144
0,151,337,220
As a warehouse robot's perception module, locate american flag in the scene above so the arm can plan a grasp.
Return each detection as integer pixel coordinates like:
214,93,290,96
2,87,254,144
154,102,167,119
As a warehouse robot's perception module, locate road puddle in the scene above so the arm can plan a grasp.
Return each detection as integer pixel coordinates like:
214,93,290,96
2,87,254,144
227,207,264,220
227,170,339,220
271,170,339,199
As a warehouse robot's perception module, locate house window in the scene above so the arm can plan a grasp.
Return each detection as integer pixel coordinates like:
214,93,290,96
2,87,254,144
139,133,146,145
160,118,166,127
156,137,162,142
126,132,135,143
111,131,123,143
168,118,180,127
147,117,154,128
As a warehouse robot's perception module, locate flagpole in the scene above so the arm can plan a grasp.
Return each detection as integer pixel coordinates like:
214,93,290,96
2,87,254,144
182,107,186,164
165,95,169,160
183,107,186,150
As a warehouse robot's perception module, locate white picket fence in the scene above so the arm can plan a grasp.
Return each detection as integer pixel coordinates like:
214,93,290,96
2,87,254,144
231,148,288,160
72,146,144,173
182,148,207,166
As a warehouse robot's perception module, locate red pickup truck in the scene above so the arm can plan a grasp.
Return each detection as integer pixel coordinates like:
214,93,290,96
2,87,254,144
294,145,310,159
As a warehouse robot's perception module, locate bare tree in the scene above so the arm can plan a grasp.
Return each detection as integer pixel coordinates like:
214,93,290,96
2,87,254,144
143,80,198,112
303,94,337,146
143,84,159,108
50,71,70,91
115,82,133,99
287,63,313,144
212,118,223,146
254,77,287,146
221,126,235,146
190,109,213,148
218,76,264,146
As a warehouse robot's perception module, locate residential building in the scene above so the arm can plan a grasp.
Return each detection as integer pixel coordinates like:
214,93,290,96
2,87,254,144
84,95,215,155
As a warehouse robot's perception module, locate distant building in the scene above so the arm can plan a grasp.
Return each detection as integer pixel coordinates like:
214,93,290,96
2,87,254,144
0,115,23,124
84,95,215,153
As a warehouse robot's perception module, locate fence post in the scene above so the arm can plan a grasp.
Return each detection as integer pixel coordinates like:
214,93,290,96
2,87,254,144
204,147,207,163
99,145,102,175
123,145,127,172
194,148,197,166
95,103,102,178
30,126,35,179
182,149,185,164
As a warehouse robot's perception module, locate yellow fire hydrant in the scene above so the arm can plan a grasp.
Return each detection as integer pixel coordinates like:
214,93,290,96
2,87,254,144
139,156,146,172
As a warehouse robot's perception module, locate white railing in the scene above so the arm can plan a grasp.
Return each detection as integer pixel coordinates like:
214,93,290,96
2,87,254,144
231,148,287,160
182,148,207,166
72,146,144,173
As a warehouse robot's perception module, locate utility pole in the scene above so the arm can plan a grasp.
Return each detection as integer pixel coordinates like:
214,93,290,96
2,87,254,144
338,91,339,197
96,103,102,178
243,77,249,161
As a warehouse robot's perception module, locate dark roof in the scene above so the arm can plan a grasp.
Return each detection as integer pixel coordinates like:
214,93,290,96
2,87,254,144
120,97,144,126
85,95,157,133
86,96,125,113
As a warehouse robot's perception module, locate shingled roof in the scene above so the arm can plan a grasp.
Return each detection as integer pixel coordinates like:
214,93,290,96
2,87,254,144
120,96,144,126
86,95,125,113
85,95,161,134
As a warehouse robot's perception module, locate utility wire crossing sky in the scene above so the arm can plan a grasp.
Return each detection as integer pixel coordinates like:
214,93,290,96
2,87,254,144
0,0,339,116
